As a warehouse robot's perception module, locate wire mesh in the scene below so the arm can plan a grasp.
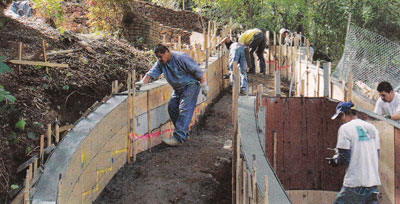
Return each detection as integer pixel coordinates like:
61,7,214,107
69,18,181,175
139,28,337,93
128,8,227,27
333,23,400,98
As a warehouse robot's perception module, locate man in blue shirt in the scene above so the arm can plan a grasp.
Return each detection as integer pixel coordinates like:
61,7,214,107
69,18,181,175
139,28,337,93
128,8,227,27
136,44,208,146
218,36,248,95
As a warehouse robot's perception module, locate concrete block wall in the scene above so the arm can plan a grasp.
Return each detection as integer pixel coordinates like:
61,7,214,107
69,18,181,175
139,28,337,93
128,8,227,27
134,0,206,33
123,9,191,47
31,51,229,204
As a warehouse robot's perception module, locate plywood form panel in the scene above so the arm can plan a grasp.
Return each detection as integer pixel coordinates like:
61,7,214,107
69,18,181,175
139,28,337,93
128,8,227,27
287,190,337,204
369,120,395,204
265,98,345,191
395,128,400,204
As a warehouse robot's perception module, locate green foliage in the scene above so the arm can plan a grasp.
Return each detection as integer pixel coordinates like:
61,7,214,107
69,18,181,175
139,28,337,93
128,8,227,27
86,0,131,33
15,119,26,131
32,0,65,27
193,0,400,64
0,85,16,104
0,56,11,75
62,85,70,91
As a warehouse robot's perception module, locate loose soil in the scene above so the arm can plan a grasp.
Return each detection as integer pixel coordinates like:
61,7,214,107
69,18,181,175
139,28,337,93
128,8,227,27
94,72,288,204
95,93,233,204
0,13,154,202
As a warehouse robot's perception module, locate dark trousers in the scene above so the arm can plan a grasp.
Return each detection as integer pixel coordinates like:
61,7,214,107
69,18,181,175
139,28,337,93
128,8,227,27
248,32,266,73
168,83,200,143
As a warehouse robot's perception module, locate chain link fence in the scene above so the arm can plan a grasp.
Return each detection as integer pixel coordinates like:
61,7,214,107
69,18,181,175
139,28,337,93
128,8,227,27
333,23,400,99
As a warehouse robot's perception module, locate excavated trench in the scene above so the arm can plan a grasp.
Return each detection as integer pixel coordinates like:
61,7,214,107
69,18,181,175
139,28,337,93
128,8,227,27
94,93,233,204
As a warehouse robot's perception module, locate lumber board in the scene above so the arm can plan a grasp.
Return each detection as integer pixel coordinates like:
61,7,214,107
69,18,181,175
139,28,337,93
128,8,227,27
286,190,337,204
9,60,69,68
369,120,395,204
395,128,400,204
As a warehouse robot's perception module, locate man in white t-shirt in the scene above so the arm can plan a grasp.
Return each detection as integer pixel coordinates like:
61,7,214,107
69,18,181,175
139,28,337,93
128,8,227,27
329,101,381,204
374,81,400,121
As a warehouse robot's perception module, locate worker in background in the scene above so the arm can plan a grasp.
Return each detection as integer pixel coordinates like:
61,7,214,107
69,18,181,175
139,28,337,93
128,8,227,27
279,28,292,46
329,101,381,204
238,28,266,74
217,36,248,95
374,81,400,121
136,44,208,146
279,28,314,60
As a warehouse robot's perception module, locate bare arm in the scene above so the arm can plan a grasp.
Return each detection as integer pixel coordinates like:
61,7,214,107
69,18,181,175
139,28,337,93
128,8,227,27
391,113,400,120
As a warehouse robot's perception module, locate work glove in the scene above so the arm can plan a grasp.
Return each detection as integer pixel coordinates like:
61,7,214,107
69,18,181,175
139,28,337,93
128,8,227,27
326,148,338,167
135,81,144,90
201,83,209,97
384,115,392,119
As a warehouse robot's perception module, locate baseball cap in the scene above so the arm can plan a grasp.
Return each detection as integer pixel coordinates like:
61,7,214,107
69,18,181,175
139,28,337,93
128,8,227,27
279,28,289,34
331,101,355,120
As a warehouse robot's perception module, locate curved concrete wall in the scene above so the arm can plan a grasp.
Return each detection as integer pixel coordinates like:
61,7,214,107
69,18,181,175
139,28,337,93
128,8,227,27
32,52,229,204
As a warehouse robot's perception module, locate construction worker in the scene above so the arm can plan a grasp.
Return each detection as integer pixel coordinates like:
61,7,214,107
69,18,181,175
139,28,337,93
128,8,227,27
329,101,381,204
217,36,248,95
136,44,208,146
238,28,266,74
279,28,292,46
374,81,400,121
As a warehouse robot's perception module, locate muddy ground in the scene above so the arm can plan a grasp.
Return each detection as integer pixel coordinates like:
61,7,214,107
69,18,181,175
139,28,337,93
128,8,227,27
95,93,233,204
0,14,153,202
94,72,286,204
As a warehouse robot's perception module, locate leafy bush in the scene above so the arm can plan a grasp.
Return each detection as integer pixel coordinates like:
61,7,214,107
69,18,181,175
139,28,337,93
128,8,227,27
32,0,64,27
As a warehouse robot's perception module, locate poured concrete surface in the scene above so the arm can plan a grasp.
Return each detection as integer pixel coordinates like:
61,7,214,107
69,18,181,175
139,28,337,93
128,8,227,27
238,96,291,204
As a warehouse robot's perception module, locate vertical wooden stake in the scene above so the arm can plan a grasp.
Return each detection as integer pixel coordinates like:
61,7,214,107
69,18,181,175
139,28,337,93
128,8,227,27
342,79,347,101
243,167,248,204
264,175,269,204
28,164,32,182
42,40,48,74
163,34,166,44
182,0,185,10
55,123,60,143
232,60,239,204
127,71,132,164
349,72,353,101
317,61,321,97
18,42,22,73
306,70,310,97
248,168,252,203
178,36,182,50
24,169,30,204
47,124,52,148
33,158,38,180
273,130,277,170
40,135,44,165
252,154,257,204
58,174,62,204
256,84,263,113
132,70,137,162
323,62,332,98
266,31,271,75
147,90,152,152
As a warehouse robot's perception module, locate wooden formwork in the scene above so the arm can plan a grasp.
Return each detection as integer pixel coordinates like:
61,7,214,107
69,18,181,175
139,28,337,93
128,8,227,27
236,95,400,204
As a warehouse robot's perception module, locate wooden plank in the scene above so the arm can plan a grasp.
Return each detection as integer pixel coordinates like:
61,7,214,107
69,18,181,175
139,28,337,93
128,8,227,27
18,42,22,73
264,175,269,204
9,60,69,68
323,62,331,97
147,89,152,152
127,71,132,164
40,135,44,165
374,121,395,204
16,155,39,173
47,124,52,148
396,128,400,204
59,124,74,132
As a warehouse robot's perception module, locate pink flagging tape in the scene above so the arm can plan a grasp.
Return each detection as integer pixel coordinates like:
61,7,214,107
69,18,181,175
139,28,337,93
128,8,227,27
130,128,175,140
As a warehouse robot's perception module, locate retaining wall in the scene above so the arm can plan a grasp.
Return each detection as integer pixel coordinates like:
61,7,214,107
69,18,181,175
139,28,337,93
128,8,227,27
31,51,229,204
238,96,400,203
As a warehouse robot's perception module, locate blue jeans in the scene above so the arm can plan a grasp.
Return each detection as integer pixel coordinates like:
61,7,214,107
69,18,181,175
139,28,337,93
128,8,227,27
168,83,200,143
334,186,379,204
229,44,248,92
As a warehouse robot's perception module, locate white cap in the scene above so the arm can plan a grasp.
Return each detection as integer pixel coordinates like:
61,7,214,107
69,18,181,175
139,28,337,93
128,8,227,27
279,28,289,34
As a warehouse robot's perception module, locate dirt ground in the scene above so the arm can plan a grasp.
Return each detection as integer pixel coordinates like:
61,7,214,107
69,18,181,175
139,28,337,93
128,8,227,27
95,93,233,204
94,72,286,204
0,13,153,202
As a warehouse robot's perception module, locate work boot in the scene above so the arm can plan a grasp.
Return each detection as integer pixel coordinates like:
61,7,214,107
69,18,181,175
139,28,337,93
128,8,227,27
240,89,248,96
162,137,181,146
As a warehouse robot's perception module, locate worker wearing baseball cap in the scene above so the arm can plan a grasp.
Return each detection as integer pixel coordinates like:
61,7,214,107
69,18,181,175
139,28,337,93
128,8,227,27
328,101,381,203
